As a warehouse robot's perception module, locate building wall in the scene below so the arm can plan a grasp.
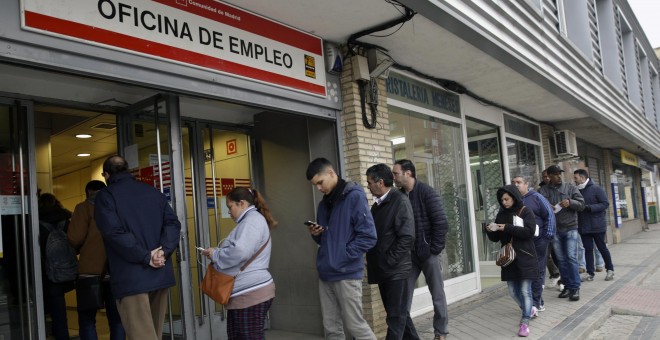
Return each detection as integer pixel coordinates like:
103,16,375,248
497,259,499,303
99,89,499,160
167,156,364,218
339,54,391,338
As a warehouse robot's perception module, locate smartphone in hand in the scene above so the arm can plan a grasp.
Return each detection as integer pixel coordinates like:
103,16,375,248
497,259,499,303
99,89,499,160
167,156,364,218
305,221,326,230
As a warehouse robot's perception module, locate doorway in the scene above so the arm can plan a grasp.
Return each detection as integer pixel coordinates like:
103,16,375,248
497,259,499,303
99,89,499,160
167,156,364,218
181,119,253,338
0,99,41,339
466,117,505,289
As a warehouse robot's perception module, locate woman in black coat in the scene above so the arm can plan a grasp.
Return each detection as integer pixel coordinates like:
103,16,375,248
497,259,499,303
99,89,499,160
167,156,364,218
38,193,74,340
485,185,538,337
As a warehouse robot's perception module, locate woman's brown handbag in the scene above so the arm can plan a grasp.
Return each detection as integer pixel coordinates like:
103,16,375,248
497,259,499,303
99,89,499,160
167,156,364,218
495,207,525,267
201,235,270,305
201,264,235,305
496,242,515,267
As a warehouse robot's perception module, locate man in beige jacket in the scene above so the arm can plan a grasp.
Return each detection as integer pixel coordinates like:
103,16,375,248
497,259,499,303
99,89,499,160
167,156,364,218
68,180,125,340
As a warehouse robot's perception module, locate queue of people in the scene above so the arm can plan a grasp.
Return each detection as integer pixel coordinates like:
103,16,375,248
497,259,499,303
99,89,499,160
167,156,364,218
38,153,617,340
484,165,617,337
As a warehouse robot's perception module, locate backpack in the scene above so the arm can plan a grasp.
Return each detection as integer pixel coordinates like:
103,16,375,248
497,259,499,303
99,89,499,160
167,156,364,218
41,220,78,283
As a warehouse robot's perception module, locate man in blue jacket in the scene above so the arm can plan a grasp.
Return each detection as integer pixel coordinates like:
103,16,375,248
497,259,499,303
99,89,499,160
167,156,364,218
573,169,614,281
306,158,378,340
393,159,449,340
512,175,555,314
95,155,181,339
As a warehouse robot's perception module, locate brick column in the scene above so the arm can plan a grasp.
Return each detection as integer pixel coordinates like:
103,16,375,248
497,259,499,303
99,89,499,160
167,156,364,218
339,54,393,339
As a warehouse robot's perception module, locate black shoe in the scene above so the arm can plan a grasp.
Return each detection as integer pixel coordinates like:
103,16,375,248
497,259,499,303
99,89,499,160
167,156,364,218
569,289,580,301
558,288,570,298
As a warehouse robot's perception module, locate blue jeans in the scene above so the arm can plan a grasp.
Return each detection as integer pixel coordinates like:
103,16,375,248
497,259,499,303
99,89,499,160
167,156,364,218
581,232,614,276
577,236,586,269
507,279,533,323
532,237,549,308
552,230,581,290
78,281,125,340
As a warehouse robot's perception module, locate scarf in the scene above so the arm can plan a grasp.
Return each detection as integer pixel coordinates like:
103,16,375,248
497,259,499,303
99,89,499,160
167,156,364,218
322,178,347,215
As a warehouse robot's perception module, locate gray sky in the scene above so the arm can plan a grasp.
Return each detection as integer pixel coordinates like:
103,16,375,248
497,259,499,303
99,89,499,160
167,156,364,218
627,0,660,49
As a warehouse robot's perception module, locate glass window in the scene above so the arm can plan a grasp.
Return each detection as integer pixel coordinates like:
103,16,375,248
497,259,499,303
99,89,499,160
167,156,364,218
507,138,542,186
389,106,473,281
613,165,638,221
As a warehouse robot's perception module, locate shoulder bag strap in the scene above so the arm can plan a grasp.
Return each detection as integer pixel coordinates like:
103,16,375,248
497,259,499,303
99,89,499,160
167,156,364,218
238,235,271,273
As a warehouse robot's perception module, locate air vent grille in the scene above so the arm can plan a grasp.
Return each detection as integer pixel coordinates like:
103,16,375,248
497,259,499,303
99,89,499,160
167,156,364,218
91,123,117,130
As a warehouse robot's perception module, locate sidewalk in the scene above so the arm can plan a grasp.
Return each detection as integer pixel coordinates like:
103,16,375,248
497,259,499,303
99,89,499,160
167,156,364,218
412,223,660,339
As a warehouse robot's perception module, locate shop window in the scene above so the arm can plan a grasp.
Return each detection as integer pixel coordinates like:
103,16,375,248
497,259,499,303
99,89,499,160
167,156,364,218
613,166,638,221
507,138,542,185
389,106,473,281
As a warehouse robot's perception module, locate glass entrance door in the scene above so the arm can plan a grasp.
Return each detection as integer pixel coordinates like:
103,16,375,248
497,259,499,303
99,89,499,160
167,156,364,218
117,95,193,338
0,99,42,339
181,120,253,339
466,118,505,288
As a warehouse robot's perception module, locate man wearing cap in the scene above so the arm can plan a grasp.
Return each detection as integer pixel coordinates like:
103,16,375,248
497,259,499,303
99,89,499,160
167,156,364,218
539,165,585,301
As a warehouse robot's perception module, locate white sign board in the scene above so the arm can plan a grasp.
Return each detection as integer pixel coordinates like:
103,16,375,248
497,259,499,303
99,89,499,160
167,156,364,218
21,0,326,97
0,195,23,215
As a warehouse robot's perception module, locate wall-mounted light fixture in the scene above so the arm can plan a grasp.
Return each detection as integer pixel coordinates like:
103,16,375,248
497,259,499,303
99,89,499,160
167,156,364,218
367,49,394,79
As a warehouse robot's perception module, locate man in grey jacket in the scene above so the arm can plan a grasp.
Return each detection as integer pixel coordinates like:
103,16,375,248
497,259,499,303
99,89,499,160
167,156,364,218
539,165,585,301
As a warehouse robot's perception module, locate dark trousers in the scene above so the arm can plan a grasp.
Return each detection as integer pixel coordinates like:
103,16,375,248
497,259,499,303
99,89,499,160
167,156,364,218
45,293,69,340
405,254,447,338
532,237,549,308
547,243,560,277
77,281,125,340
581,232,614,275
378,279,412,340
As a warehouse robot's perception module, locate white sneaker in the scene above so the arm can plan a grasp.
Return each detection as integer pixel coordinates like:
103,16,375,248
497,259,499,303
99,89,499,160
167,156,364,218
558,283,565,291
547,276,560,288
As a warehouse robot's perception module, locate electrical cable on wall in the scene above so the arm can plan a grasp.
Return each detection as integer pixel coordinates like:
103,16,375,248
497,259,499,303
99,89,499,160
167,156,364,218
358,78,379,129
347,3,415,129
344,0,539,126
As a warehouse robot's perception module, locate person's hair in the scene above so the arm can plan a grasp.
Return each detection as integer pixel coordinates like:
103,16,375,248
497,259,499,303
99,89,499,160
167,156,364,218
394,159,416,178
513,175,529,184
306,157,333,180
366,164,394,187
85,180,106,193
38,193,63,210
103,155,129,175
227,187,278,229
574,169,589,178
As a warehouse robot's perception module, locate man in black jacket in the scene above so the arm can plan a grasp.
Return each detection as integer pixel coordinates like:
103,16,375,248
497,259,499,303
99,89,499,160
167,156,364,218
366,164,417,340
393,159,449,340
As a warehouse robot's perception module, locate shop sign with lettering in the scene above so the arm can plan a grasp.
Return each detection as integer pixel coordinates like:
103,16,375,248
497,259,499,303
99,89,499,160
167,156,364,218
21,0,326,96
620,149,639,167
386,73,460,117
